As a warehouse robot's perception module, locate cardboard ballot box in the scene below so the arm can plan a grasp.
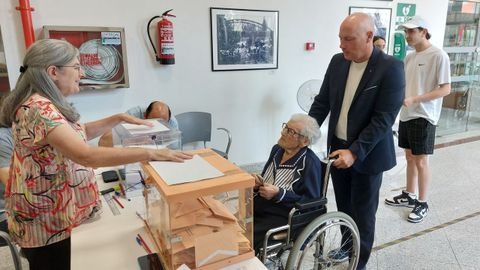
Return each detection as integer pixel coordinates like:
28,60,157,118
142,149,255,270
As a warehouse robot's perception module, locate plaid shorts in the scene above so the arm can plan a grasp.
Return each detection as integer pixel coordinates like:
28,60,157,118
398,118,436,155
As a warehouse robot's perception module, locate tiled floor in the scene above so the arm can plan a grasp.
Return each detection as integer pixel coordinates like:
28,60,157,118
367,139,480,270
1,139,480,270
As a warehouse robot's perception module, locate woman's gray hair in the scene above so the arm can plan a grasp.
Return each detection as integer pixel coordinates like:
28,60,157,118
0,39,80,127
290,113,321,145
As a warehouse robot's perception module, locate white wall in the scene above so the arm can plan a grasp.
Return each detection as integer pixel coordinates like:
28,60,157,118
0,0,448,165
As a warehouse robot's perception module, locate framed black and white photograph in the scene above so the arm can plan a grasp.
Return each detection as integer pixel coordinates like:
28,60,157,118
349,7,392,52
210,7,279,71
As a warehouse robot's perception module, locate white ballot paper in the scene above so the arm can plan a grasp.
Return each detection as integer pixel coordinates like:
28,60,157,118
121,119,169,135
149,155,224,185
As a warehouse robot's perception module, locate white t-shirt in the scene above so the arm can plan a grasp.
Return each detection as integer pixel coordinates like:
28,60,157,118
399,45,451,125
335,60,368,140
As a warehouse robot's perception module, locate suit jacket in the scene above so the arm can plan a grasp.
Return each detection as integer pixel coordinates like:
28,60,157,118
309,48,405,175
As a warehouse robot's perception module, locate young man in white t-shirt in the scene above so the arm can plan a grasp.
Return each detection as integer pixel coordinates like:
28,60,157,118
385,16,451,223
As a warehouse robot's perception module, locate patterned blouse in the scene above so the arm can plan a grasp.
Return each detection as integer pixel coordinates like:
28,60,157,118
6,94,100,248
261,144,322,205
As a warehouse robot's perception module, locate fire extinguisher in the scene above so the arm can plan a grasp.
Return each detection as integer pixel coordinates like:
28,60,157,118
147,9,176,65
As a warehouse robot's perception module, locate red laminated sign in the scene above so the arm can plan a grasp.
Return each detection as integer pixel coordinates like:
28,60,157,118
80,53,101,66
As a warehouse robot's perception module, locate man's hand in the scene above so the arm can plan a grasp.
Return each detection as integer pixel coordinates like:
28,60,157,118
258,183,279,200
403,96,417,107
331,149,357,169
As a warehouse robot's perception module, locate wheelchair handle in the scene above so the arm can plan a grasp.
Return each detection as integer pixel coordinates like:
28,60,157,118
321,158,335,199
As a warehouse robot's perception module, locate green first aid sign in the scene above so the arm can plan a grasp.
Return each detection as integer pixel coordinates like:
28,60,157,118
393,32,406,60
397,3,416,17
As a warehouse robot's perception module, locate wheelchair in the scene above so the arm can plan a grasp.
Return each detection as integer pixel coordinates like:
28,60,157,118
256,159,361,270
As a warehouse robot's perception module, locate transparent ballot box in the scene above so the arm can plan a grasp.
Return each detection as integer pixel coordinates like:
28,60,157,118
142,149,254,270
113,118,181,149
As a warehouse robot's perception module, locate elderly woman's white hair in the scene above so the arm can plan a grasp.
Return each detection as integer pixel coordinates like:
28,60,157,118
289,113,321,145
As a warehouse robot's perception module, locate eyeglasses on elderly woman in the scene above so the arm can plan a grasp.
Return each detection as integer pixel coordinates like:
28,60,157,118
281,123,305,139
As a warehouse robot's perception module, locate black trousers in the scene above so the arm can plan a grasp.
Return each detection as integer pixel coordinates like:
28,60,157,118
22,237,71,270
253,196,290,253
331,137,382,270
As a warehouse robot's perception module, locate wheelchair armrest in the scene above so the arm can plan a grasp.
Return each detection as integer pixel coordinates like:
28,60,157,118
265,224,290,242
293,197,328,210
262,224,290,263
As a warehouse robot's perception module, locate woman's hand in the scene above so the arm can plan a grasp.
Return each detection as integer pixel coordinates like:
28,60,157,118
148,148,193,162
258,183,279,200
252,174,264,189
120,113,154,127
84,113,154,141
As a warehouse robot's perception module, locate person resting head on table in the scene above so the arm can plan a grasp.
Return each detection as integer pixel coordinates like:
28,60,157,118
98,100,178,147
0,39,192,270
253,113,322,252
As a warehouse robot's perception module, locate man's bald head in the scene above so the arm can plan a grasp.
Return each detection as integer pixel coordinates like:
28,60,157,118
339,12,375,63
346,13,375,33
145,101,171,121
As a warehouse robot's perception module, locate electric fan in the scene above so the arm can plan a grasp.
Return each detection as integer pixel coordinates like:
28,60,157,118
296,79,322,112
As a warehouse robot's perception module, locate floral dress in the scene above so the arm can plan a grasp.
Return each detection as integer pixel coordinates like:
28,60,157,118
6,94,100,248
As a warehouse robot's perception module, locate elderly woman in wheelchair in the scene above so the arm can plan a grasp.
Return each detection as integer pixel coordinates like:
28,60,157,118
253,114,360,270
253,114,322,251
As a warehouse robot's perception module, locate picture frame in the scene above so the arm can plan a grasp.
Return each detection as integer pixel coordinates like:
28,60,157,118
43,25,129,91
349,7,392,52
210,7,279,71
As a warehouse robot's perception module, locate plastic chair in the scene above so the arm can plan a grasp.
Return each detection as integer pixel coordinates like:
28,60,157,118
175,112,232,159
0,231,23,270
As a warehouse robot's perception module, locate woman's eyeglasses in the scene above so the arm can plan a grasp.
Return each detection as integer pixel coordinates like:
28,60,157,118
281,123,305,139
57,65,83,72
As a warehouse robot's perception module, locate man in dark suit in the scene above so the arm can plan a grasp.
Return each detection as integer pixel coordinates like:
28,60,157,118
309,13,405,270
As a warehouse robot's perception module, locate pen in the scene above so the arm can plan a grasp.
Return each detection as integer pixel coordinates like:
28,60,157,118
136,233,152,254
118,183,126,196
135,236,151,254
112,195,124,209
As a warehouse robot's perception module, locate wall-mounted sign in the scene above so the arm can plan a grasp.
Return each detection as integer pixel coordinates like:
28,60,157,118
395,3,416,27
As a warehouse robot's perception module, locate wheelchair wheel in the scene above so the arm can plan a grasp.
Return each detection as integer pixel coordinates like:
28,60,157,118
285,211,360,270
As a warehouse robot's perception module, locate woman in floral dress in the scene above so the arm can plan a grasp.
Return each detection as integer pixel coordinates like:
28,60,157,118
0,39,191,270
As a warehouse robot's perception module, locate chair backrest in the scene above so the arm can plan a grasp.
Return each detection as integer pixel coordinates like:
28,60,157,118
176,112,212,146
0,231,23,270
